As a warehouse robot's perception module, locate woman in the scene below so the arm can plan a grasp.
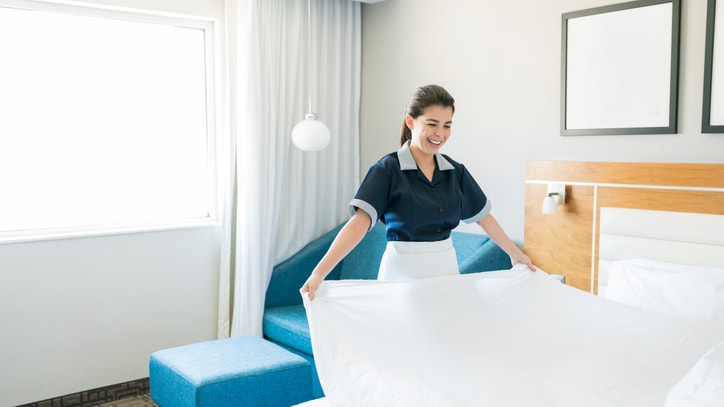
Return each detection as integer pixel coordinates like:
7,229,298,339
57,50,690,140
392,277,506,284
301,84,534,300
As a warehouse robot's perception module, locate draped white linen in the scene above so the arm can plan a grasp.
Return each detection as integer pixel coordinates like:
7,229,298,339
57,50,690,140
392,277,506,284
303,267,724,406
220,0,361,337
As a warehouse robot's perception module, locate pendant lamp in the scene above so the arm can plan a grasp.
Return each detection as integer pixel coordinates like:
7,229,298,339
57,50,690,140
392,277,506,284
291,0,331,151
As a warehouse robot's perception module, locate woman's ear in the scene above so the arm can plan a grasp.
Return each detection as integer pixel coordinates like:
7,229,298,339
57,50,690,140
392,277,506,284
405,114,414,130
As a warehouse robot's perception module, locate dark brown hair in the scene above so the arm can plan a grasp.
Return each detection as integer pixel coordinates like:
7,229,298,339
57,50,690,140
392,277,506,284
399,84,456,147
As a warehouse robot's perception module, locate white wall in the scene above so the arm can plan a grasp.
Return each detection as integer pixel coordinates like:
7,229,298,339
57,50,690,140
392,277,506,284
0,1,225,405
360,0,724,242
0,227,221,406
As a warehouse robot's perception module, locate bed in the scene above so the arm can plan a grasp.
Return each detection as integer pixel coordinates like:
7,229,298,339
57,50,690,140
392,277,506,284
296,161,724,406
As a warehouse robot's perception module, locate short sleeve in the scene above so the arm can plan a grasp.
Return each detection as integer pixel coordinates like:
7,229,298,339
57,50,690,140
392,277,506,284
348,158,394,231
459,165,490,223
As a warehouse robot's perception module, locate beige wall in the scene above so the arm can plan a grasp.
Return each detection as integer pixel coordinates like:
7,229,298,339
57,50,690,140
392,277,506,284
360,0,724,243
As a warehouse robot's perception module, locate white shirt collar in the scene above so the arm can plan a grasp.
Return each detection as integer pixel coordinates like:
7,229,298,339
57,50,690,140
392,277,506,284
397,140,455,171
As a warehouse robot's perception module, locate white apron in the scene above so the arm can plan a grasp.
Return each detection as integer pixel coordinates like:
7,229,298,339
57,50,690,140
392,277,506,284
377,238,459,281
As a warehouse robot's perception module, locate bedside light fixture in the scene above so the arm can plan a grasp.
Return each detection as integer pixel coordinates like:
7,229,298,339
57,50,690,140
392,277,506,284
542,183,566,214
291,0,331,152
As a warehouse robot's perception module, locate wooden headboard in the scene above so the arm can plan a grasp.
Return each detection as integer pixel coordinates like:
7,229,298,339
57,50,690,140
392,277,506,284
523,161,724,293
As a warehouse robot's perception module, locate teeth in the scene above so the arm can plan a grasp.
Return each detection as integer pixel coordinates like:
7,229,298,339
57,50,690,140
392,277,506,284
428,139,441,145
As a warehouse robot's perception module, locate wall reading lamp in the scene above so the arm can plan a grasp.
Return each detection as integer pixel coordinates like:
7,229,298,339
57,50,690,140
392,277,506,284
542,183,566,214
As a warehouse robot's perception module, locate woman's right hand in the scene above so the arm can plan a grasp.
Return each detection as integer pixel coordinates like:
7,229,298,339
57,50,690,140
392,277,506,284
300,272,326,301
300,211,372,301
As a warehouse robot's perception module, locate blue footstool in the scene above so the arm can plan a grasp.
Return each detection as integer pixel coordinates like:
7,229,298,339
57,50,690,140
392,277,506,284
149,336,312,407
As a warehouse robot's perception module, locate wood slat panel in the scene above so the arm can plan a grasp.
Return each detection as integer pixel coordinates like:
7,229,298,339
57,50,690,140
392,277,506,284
526,161,724,188
596,187,724,216
524,183,594,291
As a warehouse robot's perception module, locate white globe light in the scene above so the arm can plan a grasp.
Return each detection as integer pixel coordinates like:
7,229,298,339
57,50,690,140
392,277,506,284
291,113,331,151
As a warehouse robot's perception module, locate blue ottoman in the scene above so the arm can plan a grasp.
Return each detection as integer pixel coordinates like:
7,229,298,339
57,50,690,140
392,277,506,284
149,336,312,407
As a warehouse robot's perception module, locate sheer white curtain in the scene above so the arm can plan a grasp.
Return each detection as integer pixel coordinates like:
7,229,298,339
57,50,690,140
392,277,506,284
219,0,361,337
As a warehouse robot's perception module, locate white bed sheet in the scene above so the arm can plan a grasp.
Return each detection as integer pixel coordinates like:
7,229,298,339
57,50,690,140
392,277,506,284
302,266,724,407
294,398,331,407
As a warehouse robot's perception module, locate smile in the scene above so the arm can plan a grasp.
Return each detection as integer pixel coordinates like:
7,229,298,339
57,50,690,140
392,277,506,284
427,138,441,145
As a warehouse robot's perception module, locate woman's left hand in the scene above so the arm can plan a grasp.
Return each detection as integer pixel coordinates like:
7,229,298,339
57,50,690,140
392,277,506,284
512,253,536,272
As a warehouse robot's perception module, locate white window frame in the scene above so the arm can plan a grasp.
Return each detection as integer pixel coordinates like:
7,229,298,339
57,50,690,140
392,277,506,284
0,0,222,244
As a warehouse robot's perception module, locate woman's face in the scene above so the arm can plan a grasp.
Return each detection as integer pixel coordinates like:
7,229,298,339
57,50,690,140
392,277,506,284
406,104,453,155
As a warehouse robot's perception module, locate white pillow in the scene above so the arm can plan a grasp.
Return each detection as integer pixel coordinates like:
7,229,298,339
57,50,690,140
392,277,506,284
665,341,724,407
605,259,724,321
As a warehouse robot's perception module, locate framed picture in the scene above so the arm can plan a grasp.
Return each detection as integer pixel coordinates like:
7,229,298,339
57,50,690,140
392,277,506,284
561,0,681,136
703,0,724,133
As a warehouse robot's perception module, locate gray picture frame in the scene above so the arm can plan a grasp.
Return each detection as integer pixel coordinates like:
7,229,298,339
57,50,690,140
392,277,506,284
561,0,681,136
703,0,724,133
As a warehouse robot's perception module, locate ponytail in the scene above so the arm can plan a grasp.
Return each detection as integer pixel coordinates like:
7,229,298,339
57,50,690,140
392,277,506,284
399,122,412,146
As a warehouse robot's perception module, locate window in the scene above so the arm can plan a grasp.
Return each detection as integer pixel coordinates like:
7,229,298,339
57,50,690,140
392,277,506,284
0,1,218,241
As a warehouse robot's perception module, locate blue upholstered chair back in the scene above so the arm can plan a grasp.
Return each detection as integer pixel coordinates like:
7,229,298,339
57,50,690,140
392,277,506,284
264,222,511,309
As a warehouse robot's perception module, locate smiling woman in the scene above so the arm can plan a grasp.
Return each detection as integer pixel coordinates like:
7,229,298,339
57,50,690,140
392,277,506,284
0,1,218,241
300,84,532,300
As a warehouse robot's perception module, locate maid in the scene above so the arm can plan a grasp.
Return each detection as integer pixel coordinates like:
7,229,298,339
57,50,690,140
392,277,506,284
301,84,534,300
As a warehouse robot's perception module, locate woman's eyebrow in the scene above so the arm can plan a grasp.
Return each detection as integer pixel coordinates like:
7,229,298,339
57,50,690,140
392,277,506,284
424,118,453,125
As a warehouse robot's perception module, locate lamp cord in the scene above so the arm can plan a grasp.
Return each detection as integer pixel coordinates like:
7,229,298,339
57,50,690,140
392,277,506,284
306,0,313,115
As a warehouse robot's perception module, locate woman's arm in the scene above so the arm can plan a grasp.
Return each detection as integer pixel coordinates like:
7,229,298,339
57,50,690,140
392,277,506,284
301,210,372,300
476,213,535,271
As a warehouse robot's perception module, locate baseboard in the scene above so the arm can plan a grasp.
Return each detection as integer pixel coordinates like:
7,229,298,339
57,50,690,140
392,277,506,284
16,378,150,407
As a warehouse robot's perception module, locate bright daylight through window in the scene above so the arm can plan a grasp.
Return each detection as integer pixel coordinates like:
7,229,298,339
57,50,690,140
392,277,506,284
0,2,215,239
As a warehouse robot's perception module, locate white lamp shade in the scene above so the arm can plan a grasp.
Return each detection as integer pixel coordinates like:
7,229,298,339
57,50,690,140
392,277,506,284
542,195,558,214
291,115,331,151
